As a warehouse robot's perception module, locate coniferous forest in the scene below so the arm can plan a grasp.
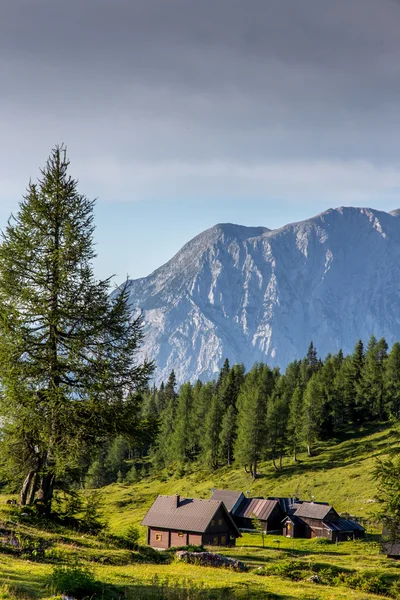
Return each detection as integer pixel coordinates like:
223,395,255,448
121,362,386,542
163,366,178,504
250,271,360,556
89,335,399,486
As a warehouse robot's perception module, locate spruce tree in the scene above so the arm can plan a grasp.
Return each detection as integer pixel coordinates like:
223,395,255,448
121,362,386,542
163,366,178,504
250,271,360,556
266,380,288,471
234,364,273,478
301,376,323,456
287,386,304,461
0,147,152,513
219,405,236,466
170,382,194,463
203,393,224,470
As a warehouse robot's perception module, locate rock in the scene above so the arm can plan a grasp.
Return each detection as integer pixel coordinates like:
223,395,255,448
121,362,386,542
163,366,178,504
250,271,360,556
176,550,247,571
119,207,400,384
308,575,320,584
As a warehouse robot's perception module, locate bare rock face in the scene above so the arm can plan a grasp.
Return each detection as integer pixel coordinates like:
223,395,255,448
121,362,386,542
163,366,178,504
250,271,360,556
118,207,400,384
175,550,247,571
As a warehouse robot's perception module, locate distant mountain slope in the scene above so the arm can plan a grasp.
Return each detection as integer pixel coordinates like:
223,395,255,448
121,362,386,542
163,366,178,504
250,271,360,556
120,207,400,384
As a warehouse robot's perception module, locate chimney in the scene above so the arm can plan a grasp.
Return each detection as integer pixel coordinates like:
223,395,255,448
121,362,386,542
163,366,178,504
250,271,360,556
175,494,180,508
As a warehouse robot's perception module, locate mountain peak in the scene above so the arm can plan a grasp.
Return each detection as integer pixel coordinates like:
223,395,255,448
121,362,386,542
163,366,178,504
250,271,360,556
122,207,400,384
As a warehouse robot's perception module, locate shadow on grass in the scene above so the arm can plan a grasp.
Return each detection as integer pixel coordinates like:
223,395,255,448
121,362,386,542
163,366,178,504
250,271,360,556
0,568,297,600
256,422,397,482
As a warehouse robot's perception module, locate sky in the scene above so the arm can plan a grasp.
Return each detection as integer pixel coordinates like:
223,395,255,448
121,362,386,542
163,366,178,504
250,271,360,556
1,0,400,282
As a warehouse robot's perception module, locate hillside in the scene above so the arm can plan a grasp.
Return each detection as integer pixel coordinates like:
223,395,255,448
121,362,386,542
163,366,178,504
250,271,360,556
119,207,400,384
103,422,396,536
0,423,398,600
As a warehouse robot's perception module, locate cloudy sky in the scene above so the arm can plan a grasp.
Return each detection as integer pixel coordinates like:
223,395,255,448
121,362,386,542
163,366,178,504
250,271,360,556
1,0,399,281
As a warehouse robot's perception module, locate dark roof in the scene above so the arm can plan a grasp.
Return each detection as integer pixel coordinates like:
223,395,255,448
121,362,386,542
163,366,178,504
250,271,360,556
294,502,336,520
210,490,244,513
268,497,299,514
234,498,280,521
141,495,241,536
324,519,365,532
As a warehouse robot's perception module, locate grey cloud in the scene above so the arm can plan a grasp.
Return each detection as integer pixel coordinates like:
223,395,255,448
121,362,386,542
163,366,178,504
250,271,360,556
0,0,399,204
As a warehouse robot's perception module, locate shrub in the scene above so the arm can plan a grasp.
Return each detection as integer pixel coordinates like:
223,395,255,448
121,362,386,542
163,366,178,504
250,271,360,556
123,524,140,549
48,564,99,599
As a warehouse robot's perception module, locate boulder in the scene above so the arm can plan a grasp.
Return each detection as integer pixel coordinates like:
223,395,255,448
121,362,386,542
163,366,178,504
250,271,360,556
176,550,246,571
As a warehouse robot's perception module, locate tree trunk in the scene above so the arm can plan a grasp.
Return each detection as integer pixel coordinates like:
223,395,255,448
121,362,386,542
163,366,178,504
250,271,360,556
27,472,39,505
272,457,279,472
307,443,312,457
20,471,35,506
35,472,56,516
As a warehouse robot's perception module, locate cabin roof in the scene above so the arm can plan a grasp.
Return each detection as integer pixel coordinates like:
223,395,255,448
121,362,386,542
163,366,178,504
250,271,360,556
141,495,241,536
267,497,298,514
294,502,336,520
234,497,281,521
324,518,365,532
210,489,244,513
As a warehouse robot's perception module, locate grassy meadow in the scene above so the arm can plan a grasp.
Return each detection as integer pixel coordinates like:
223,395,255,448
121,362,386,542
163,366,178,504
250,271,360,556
0,422,399,600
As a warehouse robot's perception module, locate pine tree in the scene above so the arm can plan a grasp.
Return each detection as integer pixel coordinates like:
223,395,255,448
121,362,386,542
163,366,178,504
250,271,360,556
203,394,224,470
287,386,304,461
306,341,319,374
266,381,288,471
170,383,194,463
164,370,177,407
217,358,230,389
0,147,153,514
361,336,388,420
219,405,236,466
234,364,273,478
301,376,323,456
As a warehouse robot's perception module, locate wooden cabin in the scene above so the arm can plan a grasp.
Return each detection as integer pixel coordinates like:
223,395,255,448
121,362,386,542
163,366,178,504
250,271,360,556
141,495,241,549
210,489,245,514
283,502,365,542
233,497,284,533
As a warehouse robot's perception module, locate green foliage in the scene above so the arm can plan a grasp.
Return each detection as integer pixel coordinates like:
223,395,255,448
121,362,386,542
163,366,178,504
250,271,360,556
0,146,153,513
81,490,104,532
48,564,98,599
122,524,140,549
234,364,274,478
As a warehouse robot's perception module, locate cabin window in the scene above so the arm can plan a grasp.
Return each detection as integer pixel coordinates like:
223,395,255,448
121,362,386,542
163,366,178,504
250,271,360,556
178,532,184,537
155,534,162,541
211,519,215,526
220,535,227,545
218,519,223,525
213,536,219,545
287,523,291,530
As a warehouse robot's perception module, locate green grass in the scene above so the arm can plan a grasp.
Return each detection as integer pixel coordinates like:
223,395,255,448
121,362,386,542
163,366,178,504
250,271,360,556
0,422,399,599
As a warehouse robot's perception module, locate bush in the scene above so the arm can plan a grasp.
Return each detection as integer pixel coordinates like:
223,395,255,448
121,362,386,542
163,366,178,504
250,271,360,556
48,564,99,599
123,524,140,549
337,571,389,595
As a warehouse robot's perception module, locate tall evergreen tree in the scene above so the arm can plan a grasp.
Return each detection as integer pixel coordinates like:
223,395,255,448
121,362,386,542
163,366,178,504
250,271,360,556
301,376,323,456
170,383,194,462
219,405,237,466
234,364,274,478
266,379,288,471
0,147,152,512
287,386,304,461
361,336,388,420
203,394,224,470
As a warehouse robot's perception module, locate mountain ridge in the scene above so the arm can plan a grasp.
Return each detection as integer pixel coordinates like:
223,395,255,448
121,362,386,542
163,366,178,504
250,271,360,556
120,206,400,384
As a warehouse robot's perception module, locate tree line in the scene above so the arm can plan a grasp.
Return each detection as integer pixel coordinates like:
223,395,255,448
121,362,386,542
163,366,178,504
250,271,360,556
87,336,400,484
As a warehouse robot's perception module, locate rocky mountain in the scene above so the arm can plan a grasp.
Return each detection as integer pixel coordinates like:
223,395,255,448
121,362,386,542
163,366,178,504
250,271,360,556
120,207,400,384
